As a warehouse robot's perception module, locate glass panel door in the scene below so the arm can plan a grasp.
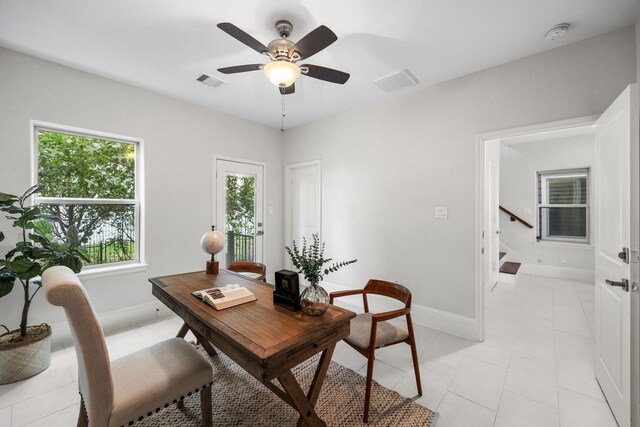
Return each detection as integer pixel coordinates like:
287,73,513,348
216,159,264,266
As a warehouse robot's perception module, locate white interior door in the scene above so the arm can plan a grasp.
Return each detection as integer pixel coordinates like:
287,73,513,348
594,84,638,427
489,162,500,290
285,161,321,270
216,159,264,267
484,140,501,293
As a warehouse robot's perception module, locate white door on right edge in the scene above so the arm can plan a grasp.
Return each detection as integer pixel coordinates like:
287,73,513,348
286,162,321,270
594,84,638,427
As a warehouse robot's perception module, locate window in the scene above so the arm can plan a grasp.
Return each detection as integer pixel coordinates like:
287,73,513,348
34,124,142,268
537,169,589,243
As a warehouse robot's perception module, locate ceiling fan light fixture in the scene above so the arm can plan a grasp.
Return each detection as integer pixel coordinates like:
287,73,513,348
263,61,300,88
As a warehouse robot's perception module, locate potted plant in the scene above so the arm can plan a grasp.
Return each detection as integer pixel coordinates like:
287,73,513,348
0,185,88,384
285,234,357,316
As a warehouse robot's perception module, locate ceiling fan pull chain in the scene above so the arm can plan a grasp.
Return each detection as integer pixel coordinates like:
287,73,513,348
281,92,286,132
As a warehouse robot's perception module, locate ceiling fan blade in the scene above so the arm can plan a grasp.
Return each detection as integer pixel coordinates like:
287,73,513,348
290,25,337,60
217,22,270,55
300,64,350,84
279,83,295,95
217,64,264,74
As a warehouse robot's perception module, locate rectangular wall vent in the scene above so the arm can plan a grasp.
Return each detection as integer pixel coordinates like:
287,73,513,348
196,74,225,88
374,69,419,93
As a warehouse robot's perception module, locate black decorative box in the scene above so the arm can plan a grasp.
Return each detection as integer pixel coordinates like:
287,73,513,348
273,269,301,311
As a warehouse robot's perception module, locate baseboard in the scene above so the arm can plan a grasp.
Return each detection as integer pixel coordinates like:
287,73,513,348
520,263,594,282
50,300,176,348
321,281,478,341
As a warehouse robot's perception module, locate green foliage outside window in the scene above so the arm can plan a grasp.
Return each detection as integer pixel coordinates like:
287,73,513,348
37,130,137,265
225,174,255,235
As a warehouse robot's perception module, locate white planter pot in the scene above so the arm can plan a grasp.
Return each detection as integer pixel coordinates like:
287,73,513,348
0,324,52,384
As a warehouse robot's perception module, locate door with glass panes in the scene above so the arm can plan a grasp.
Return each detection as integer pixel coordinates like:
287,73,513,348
216,159,264,266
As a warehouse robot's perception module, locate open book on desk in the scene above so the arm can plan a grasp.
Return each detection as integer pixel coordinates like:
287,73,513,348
192,284,257,310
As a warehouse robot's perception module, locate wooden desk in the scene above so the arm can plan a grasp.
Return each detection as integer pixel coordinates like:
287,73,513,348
149,270,355,427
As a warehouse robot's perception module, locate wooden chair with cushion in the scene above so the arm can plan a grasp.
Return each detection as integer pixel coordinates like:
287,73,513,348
330,279,422,423
227,261,267,282
42,266,213,427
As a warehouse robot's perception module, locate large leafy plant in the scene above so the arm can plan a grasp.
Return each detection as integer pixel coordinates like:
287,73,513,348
0,185,88,341
285,234,357,285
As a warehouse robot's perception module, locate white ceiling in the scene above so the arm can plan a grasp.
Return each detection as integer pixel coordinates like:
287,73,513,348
0,0,638,129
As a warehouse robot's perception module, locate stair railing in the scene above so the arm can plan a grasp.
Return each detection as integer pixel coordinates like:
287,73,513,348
499,206,534,229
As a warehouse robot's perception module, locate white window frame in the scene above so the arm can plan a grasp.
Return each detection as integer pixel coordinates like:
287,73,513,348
537,168,589,244
31,121,146,278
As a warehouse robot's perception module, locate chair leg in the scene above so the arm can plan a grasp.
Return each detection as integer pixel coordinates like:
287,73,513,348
200,386,212,427
77,399,88,427
177,397,184,409
407,314,422,396
409,339,422,396
363,353,375,423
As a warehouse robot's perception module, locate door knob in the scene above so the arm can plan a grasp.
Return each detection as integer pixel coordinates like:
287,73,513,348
605,278,629,292
496,230,501,235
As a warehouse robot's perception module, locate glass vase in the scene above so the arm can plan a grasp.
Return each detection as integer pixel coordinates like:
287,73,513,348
300,282,329,316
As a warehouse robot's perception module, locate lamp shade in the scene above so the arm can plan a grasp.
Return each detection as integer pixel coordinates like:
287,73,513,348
200,230,225,255
263,61,300,87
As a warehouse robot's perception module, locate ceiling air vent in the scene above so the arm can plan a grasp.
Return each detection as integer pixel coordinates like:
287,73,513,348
196,74,225,88
374,69,419,93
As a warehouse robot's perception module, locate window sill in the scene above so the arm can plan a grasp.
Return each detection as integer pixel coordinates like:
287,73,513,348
534,241,593,249
77,262,148,280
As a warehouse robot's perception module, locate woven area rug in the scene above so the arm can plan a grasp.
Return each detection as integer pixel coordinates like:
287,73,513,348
138,345,438,426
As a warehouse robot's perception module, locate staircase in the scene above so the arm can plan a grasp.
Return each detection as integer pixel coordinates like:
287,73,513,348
499,251,521,284
497,206,531,285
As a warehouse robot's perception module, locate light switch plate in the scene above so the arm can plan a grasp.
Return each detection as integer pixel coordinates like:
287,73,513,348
435,207,448,219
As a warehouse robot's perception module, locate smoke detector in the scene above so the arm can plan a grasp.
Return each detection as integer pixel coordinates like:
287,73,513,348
545,23,570,41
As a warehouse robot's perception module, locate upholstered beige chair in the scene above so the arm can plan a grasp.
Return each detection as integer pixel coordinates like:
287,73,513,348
43,266,213,427
330,279,422,423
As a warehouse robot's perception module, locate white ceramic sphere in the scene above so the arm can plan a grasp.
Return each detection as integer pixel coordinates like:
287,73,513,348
200,230,225,255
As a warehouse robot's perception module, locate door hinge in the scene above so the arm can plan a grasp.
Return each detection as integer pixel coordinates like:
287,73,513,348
481,248,484,254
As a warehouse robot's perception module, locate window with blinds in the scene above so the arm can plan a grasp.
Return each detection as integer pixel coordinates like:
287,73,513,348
537,169,589,243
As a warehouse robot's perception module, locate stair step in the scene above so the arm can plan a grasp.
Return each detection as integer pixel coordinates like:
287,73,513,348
499,252,506,260
500,261,521,275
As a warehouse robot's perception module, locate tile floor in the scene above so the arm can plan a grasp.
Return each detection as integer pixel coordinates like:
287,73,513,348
0,274,618,426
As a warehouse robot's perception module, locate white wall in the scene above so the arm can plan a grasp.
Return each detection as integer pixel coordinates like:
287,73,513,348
637,17,640,82
283,26,637,322
0,48,284,334
499,135,595,278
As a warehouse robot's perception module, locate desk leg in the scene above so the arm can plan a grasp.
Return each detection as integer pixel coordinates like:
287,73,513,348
176,322,190,338
278,370,326,427
294,344,336,427
176,321,218,359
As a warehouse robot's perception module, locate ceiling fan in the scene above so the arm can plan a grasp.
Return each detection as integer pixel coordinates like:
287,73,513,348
217,20,350,95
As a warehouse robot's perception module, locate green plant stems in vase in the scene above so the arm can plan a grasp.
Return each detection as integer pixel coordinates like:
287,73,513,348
285,234,356,316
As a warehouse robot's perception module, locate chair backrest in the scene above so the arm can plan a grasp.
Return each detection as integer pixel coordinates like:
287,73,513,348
43,266,114,426
227,261,267,281
363,279,412,311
